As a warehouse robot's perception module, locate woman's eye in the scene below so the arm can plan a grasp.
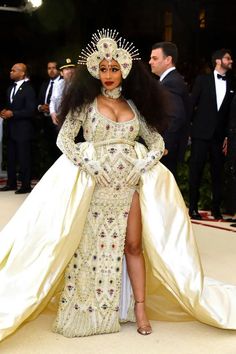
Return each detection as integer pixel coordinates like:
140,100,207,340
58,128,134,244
100,67,119,73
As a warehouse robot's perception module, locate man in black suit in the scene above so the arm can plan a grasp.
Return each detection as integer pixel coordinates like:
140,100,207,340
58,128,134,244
38,61,61,171
224,94,236,219
189,49,234,220
149,41,190,178
0,63,36,194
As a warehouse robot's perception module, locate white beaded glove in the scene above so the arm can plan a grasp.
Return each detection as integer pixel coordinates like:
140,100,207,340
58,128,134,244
125,153,158,186
81,155,111,187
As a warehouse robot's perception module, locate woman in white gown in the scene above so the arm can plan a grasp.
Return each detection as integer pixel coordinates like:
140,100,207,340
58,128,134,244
1,29,236,342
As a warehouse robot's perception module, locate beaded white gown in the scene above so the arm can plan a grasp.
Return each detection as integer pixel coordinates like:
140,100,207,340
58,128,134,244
1,99,236,341
53,99,164,337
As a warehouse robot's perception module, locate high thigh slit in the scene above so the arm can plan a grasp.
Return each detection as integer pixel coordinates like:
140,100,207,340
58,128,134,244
52,100,162,337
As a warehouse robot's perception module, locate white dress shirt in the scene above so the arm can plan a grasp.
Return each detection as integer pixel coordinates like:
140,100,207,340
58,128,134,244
49,79,65,114
10,79,25,103
214,70,226,111
44,76,61,104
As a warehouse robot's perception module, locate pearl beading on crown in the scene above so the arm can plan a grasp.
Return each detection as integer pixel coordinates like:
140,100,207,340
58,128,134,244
78,28,140,79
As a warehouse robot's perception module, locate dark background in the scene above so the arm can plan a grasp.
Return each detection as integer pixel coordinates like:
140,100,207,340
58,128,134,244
0,0,235,206
0,0,236,97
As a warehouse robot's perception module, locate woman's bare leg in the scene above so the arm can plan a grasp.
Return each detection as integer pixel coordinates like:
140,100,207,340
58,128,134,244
124,191,151,334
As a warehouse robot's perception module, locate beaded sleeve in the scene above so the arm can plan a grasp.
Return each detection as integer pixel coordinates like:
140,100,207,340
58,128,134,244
138,116,165,171
56,106,87,167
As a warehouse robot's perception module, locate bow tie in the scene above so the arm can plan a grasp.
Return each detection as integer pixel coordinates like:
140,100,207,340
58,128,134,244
217,73,226,81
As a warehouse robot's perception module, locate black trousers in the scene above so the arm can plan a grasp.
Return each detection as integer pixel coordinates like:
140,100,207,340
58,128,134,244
42,116,61,171
161,145,179,178
224,130,236,213
189,138,224,212
161,131,187,179
7,138,31,189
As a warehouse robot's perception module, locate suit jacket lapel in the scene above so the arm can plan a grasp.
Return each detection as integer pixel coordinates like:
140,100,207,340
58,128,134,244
219,77,233,109
12,81,26,101
225,77,232,96
7,85,15,105
7,86,12,100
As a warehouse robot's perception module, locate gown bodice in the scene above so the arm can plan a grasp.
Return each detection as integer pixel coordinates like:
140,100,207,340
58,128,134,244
56,98,165,178
2,96,236,342
83,99,140,142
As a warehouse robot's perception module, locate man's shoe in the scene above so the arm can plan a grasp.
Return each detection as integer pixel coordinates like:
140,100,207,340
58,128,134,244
225,218,236,222
15,187,32,194
211,210,223,220
189,209,202,220
0,185,17,191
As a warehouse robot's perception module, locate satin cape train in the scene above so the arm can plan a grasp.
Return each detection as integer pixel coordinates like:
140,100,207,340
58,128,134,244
1,141,236,341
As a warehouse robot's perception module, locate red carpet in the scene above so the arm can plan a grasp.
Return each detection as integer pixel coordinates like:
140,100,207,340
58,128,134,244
0,176,38,187
191,211,236,232
198,210,236,222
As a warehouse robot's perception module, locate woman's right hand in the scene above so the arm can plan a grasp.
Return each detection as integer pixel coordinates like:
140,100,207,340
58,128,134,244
82,155,111,187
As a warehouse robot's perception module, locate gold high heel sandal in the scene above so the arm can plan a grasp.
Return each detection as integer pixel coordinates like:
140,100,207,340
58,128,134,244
134,300,152,335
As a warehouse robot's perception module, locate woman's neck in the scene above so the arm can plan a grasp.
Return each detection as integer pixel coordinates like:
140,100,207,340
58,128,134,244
101,86,122,99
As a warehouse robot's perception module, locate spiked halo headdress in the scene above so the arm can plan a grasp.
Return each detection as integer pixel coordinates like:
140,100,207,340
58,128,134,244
78,29,140,79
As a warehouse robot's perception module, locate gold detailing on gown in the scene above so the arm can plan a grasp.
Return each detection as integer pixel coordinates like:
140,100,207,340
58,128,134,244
53,99,164,337
94,138,135,147
2,99,236,341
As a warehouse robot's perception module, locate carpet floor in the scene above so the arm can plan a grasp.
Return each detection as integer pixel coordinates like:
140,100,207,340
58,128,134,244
0,192,236,354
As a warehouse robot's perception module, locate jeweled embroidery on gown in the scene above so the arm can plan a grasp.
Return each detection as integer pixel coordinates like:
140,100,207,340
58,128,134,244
2,100,236,342
52,99,164,337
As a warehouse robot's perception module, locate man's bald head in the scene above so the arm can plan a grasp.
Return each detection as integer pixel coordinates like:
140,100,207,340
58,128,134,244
10,63,27,81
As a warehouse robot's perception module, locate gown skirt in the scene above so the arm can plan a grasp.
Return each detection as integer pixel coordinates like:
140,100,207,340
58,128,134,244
1,142,236,341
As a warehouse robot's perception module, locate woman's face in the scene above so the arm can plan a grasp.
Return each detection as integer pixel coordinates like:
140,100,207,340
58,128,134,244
99,59,122,90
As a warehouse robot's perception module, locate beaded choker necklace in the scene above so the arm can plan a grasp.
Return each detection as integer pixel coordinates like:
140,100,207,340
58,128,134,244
101,86,122,99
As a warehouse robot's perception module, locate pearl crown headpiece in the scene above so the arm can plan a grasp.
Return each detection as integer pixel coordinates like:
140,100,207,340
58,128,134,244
78,28,141,79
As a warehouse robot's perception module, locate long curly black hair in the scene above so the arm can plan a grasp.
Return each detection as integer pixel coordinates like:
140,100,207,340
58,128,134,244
59,60,169,133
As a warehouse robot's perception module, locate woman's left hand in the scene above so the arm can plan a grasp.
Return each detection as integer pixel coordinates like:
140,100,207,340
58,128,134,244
125,156,148,186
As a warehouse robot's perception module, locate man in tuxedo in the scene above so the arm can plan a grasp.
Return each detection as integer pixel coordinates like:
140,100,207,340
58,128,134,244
224,94,236,219
0,63,36,194
189,49,234,220
38,61,61,171
149,41,190,178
